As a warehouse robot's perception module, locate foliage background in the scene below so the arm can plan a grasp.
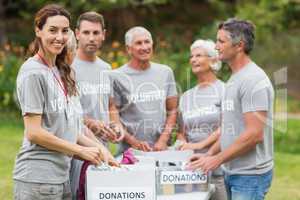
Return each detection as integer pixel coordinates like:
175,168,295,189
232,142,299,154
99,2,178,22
1,0,300,110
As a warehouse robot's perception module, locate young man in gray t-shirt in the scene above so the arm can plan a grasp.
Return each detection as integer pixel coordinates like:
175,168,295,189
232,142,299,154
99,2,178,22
111,26,178,152
188,19,274,200
70,12,123,199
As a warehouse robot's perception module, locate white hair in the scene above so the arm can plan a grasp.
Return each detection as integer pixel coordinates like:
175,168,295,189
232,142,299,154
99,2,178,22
67,29,77,53
125,26,153,46
190,39,222,71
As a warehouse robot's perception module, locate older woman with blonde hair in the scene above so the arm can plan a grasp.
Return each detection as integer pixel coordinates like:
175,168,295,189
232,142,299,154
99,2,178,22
177,39,227,200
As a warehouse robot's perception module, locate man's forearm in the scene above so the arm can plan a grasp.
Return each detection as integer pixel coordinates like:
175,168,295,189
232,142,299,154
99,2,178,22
123,132,139,146
159,107,177,142
109,98,134,143
83,126,100,142
158,96,178,142
217,129,260,164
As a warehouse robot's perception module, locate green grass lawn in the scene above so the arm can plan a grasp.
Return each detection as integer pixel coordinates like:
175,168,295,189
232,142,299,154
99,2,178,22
266,152,300,200
0,114,299,200
0,113,23,200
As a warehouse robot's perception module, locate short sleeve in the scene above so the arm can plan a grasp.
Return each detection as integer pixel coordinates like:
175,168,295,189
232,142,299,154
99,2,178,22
111,73,122,108
166,68,178,97
102,62,112,70
240,76,273,113
17,73,45,116
105,70,114,99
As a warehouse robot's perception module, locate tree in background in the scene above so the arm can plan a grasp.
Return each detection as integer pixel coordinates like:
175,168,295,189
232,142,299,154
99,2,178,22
0,0,300,110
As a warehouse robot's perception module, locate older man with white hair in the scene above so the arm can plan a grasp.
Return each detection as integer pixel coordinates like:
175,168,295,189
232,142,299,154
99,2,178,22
112,26,178,152
177,39,227,200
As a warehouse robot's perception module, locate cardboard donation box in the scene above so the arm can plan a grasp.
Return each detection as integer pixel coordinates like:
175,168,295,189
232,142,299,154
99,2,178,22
131,149,213,198
156,162,208,195
86,163,156,200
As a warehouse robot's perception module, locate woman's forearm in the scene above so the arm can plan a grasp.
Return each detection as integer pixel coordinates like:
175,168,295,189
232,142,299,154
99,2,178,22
25,121,81,157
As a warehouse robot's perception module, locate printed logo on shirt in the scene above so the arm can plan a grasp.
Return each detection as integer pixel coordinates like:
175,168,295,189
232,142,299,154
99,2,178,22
222,100,234,112
128,90,166,103
222,122,236,136
49,95,82,117
50,96,67,112
78,82,110,95
183,105,218,120
187,123,219,137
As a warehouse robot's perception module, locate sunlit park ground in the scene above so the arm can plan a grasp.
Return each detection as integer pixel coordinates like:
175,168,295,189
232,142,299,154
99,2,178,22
0,112,300,200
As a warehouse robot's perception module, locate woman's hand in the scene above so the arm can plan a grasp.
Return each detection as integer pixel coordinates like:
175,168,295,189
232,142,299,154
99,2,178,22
97,144,120,167
77,146,103,165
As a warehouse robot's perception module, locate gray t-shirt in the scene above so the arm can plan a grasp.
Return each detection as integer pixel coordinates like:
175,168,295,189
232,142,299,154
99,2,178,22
13,57,83,184
70,57,112,197
72,57,112,123
221,62,274,175
179,80,224,176
179,80,224,145
111,62,177,150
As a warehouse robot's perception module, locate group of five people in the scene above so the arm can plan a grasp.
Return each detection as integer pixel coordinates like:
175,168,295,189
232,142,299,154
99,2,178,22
13,4,274,200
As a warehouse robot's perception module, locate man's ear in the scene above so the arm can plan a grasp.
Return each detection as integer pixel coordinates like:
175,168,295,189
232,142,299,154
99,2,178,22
126,45,131,55
238,40,245,53
102,29,106,41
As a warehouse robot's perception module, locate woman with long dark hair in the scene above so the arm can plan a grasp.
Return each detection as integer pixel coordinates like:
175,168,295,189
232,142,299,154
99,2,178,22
13,4,115,200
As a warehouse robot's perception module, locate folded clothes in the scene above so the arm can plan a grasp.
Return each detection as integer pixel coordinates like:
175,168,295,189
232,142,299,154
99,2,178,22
121,148,139,164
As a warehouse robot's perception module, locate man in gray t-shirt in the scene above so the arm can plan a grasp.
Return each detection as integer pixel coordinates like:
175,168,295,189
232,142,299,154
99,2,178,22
111,26,178,152
70,12,123,199
72,12,122,144
220,62,274,175
73,57,113,141
188,19,274,200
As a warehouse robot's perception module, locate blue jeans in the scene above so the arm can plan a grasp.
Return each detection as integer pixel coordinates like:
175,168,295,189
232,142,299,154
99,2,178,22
224,170,273,200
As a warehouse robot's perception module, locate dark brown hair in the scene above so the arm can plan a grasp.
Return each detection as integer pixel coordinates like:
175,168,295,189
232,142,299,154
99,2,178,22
76,11,105,30
28,4,77,96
